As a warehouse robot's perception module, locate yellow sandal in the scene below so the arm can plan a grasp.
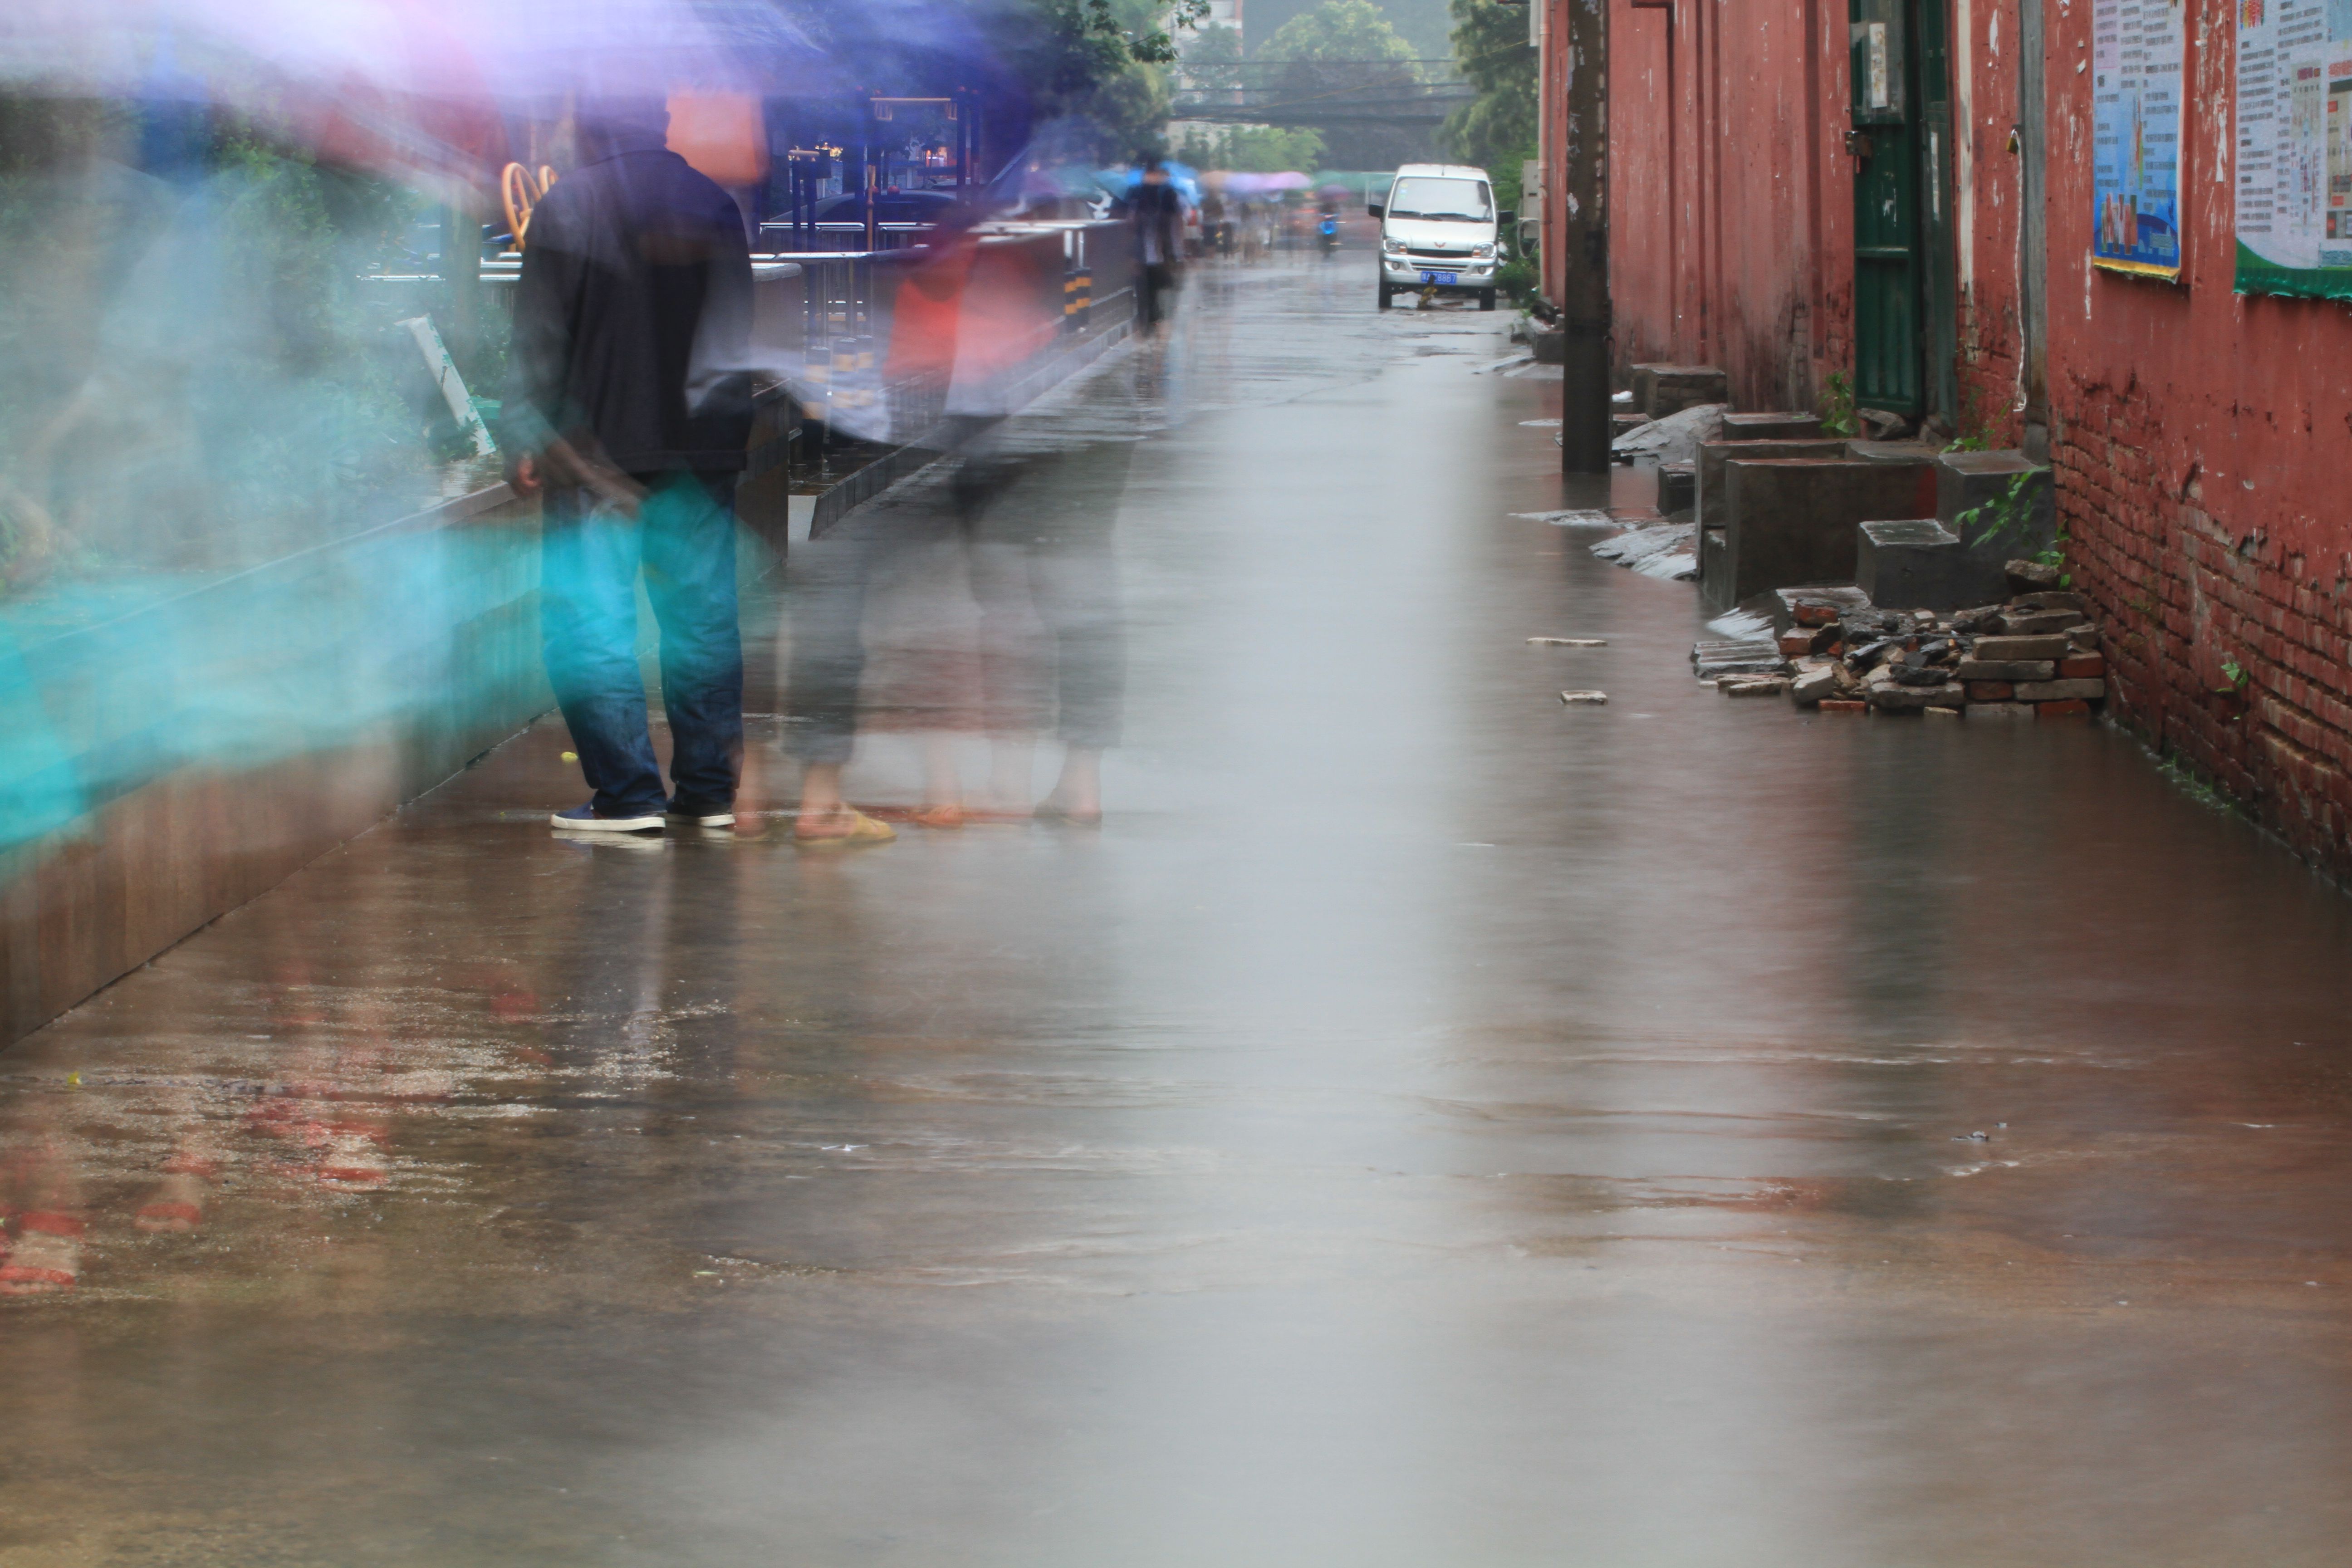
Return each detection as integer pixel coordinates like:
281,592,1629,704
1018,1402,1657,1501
794,809,897,846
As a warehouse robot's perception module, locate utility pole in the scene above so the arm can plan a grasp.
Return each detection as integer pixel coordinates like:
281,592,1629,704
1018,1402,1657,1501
1558,0,1611,474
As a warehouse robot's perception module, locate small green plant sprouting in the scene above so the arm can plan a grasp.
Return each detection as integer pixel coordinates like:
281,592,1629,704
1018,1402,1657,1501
2154,751,2243,817
1956,469,2049,551
2039,531,2071,588
1818,370,1860,438
2220,658,2250,693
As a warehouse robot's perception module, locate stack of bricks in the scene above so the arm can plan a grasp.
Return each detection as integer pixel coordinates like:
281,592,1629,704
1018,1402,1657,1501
1768,580,2108,718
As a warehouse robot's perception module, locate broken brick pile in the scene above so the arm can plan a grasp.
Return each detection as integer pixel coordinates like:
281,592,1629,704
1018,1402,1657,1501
1700,566,2109,719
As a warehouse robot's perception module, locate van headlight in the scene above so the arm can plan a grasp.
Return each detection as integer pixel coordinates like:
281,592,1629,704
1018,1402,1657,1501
1471,243,1496,258
1381,238,1407,254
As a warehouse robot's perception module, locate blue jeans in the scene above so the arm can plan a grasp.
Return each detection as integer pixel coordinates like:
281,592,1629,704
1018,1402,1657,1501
540,471,743,816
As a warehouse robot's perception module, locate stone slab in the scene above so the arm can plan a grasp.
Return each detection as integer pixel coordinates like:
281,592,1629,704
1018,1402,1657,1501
1999,608,2088,635
1692,638,1786,678
1953,658,2056,681
1773,585,1874,632
1789,665,1841,705
1846,439,1947,464
2014,678,2107,702
1971,701,2037,719
1721,412,1826,441
1972,634,2070,660
1867,680,1969,711
1710,457,1940,612
1632,363,1730,418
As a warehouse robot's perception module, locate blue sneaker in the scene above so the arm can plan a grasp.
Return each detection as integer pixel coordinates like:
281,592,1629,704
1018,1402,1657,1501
550,803,665,833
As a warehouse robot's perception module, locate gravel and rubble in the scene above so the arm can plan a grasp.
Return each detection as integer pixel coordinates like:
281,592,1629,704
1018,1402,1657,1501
1692,564,2108,719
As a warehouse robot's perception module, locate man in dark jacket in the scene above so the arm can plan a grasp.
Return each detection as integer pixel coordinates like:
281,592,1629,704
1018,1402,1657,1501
1130,157,1183,336
503,98,754,833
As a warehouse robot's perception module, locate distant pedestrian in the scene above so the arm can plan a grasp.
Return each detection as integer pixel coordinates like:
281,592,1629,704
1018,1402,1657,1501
1131,156,1183,337
502,97,754,835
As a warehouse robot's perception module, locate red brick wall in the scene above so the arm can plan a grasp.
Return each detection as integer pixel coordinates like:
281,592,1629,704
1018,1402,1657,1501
2045,0,2352,872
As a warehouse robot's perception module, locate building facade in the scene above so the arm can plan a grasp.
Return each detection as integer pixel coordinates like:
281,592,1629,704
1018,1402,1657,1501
1534,0,2352,872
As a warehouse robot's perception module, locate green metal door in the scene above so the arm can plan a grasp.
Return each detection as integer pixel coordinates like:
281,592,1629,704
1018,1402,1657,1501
1852,123,1921,418
1849,0,1955,424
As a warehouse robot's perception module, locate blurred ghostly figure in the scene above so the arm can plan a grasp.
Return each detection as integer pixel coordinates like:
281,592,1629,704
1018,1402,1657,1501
951,430,1127,825
1131,157,1184,338
781,205,1127,832
503,97,753,835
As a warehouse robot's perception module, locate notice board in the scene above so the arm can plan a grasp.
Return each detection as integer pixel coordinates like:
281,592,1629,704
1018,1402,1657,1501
2092,0,2187,278
2235,0,2352,296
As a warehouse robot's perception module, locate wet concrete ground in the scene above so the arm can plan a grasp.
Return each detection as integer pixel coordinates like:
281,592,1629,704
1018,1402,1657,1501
6,261,2352,1566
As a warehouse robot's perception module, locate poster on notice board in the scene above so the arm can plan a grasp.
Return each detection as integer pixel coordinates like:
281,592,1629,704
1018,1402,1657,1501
2092,0,2186,278
2235,0,2352,297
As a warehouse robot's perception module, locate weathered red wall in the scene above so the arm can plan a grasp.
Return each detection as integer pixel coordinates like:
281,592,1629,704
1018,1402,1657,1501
1953,0,2029,447
1589,0,1856,411
2045,0,2352,869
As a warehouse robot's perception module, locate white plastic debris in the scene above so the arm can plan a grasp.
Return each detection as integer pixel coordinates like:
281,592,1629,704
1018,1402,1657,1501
1512,509,1617,526
1558,690,1609,705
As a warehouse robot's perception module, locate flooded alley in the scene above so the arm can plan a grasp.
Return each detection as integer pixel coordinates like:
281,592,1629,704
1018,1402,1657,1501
5,265,2352,1567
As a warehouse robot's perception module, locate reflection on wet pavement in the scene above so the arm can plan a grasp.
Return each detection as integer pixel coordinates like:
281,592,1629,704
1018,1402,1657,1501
5,264,2352,1566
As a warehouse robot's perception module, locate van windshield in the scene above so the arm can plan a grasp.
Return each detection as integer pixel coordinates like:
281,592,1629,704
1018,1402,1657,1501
1387,176,1492,221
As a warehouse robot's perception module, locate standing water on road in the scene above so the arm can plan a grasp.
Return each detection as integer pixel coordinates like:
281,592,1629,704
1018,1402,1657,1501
5,265,2352,1567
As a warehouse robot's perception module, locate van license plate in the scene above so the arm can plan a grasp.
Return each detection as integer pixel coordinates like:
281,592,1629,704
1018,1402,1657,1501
1421,270,1457,285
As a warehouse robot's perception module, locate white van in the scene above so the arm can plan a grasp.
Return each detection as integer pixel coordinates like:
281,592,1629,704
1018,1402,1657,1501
1368,162,1510,311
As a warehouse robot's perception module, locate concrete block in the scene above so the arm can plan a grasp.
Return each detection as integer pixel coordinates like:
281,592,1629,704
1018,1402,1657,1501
1700,526,1729,590
1696,438,1849,526
1708,457,1940,612
1856,518,1977,611
1721,412,1825,441
1999,608,2087,635
1789,665,1840,705
1867,680,1968,712
1953,659,2056,681
1773,585,1873,632
1846,439,1946,465
1972,701,2037,719
1937,450,2055,595
1658,460,1695,515
1632,363,1730,418
1972,634,2069,661
1612,411,1651,439
1530,328,1566,364
2014,678,2107,702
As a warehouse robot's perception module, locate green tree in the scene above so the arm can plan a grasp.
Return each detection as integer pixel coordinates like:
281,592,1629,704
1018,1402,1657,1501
1173,123,1327,171
1442,0,1535,208
1180,22,1245,92
1257,0,1429,168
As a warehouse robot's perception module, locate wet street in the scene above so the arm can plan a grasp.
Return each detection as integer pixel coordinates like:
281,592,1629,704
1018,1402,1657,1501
7,261,2352,1566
